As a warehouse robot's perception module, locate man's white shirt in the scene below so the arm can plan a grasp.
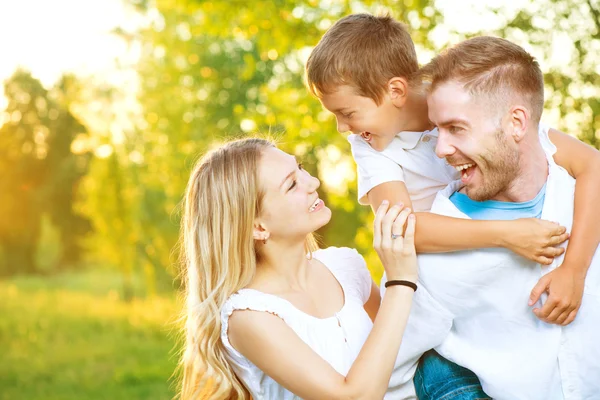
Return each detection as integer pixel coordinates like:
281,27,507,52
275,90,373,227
385,125,600,400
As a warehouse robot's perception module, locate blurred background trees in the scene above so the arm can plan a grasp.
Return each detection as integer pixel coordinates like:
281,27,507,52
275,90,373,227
1,0,598,290
1,1,598,398
0,70,90,276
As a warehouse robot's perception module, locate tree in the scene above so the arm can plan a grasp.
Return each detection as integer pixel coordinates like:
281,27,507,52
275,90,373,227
0,70,90,275
106,0,442,280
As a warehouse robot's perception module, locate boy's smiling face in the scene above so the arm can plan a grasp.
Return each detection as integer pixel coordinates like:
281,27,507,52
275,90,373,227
319,84,404,151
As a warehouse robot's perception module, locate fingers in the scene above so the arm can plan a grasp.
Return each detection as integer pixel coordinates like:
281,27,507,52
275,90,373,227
373,200,389,250
549,232,569,246
536,255,555,265
561,309,578,326
380,203,404,252
554,309,572,325
539,246,565,258
535,256,554,265
550,223,567,237
391,208,412,253
534,246,565,265
403,213,416,252
534,245,563,264
529,275,549,306
533,296,576,324
536,303,562,323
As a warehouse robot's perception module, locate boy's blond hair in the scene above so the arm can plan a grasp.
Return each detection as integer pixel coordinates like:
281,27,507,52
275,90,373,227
306,13,419,105
420,36,544,124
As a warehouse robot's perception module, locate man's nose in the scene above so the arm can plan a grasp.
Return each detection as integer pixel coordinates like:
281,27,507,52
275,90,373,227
435,131,455,159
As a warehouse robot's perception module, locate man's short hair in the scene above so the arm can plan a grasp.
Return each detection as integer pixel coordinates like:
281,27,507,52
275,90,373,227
306,13,419,104
420,36,544,124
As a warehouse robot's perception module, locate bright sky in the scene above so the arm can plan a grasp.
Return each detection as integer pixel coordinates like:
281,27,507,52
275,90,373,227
0,0,574,129
0,0,142,109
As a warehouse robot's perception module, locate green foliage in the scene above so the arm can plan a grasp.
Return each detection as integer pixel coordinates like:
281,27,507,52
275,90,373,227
0,271,177,400
474,0,599,146
78,0,599,284
0,71,91,275
79,0,441,283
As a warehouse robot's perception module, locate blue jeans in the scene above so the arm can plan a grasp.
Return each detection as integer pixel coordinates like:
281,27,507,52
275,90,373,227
414,350,491,400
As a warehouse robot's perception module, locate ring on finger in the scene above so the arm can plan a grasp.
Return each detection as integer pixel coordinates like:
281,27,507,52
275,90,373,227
391,233,402,240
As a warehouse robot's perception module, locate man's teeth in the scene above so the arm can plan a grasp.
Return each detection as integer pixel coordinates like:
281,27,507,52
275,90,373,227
309,199,321,212
454,163,474,172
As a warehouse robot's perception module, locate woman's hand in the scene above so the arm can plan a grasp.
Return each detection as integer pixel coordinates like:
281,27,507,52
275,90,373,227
502,218,570,265
373,201,418,283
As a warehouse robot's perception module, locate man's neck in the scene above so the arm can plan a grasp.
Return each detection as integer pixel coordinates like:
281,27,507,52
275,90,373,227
493,133,549,203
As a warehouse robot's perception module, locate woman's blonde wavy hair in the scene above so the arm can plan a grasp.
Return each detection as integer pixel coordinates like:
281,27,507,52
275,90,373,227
178,137,318,399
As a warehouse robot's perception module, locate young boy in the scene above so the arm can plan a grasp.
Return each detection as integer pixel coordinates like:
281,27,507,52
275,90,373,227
306,13,600,398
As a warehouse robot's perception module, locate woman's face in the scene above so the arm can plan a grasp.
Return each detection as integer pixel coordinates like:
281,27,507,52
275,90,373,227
257,147,331,242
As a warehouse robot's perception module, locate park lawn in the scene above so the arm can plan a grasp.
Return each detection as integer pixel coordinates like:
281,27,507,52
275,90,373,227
0,270,181,400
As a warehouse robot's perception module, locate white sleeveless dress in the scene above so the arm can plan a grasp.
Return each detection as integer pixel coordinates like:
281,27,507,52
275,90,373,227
220,247,374,399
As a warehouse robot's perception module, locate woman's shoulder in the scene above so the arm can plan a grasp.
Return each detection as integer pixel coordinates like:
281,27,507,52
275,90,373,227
314,247,372,302
313,246,364,264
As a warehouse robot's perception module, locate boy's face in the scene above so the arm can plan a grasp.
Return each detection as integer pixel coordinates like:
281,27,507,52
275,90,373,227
319,85,403,151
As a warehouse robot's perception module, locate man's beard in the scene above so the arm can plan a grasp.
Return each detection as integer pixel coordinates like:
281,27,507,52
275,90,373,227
466,128,520,201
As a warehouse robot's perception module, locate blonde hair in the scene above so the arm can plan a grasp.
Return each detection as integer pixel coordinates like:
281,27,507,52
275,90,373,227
419,36,545,124
306,13,419,105
178,138,318,399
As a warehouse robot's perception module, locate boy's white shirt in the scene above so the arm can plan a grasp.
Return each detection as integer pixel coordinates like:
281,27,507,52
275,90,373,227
383,124,600,400
347,128,459,212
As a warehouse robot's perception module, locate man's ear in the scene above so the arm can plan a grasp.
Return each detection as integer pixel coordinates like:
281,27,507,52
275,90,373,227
508,105,530,143
252,221,270,242
388,77,409,107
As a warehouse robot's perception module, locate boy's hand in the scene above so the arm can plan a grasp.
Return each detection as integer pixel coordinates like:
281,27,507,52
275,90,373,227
504,218,569,264
528,265,585,325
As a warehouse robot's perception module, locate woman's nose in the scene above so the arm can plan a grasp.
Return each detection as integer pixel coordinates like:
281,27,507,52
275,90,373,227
304,173,320,192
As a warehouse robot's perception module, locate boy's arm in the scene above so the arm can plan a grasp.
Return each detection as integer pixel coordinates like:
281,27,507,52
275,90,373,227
363,280,381,322
528,128,600,325
367,182,568,263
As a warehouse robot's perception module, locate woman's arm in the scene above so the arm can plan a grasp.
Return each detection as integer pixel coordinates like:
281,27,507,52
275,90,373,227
229,286,413,400
367,181,568,264
527,128,600,325
228,204,417,400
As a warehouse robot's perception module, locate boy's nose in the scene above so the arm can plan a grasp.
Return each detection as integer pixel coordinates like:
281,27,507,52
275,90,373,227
336,119,350,133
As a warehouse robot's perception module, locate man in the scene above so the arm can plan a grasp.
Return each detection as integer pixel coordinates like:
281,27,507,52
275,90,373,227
387,36,600,400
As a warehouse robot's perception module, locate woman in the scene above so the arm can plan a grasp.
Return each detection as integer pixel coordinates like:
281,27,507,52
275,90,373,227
179,137,418,399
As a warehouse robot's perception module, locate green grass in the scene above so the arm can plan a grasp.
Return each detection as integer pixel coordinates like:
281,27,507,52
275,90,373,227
0,270,180,400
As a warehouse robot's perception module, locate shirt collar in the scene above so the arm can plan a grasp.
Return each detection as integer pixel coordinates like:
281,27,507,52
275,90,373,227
395,128,437,150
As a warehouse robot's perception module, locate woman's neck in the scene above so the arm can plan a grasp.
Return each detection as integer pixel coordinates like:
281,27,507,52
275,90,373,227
252,241,312,292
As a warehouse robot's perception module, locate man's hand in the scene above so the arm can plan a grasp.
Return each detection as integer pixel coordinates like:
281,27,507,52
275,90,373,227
529,265,585,325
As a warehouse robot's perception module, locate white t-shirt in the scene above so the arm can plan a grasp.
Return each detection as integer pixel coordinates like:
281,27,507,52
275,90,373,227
348,128,460,212
386,124,600,400
220,247,373,400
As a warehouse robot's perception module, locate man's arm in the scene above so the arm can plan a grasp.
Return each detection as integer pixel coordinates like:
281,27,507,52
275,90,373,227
528,128,600,325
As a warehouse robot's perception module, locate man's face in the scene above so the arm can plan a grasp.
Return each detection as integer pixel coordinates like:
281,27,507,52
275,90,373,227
319,85,402,151
428,81,520,201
